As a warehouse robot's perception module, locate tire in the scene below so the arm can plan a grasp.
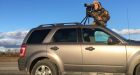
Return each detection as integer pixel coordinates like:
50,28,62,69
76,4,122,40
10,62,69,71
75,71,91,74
31,59,57,75
134,64,140,75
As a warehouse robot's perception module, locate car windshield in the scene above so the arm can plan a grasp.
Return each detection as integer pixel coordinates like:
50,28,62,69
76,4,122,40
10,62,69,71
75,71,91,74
105,27,128,42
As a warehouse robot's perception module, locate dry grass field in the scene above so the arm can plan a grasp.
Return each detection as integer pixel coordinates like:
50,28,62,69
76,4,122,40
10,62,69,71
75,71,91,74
0,57,19,62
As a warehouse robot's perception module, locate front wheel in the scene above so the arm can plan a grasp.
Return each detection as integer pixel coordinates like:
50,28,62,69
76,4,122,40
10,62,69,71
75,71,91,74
134,64,140,75
31,59,57,75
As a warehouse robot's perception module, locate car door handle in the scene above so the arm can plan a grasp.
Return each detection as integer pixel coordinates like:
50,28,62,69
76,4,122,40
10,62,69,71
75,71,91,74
85,47,95,51
50,46,59,51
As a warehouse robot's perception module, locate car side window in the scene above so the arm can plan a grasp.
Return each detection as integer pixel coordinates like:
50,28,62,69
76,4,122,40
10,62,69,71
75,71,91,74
52,28,78,43
82,28,95,43
94,31,109,44
82,28,120,45
27,29,51,44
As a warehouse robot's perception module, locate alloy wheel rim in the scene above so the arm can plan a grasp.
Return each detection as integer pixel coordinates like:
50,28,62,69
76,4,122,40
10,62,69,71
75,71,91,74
35,65,52,75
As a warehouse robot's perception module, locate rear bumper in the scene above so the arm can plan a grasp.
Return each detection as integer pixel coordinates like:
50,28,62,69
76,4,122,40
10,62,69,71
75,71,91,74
18,57,27,71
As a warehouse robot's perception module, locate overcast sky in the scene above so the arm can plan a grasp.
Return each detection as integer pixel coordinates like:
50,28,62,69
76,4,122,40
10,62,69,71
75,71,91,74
0,0,140,46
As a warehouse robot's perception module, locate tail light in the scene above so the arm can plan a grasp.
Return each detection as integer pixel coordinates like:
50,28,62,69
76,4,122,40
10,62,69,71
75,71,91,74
20,44,26,57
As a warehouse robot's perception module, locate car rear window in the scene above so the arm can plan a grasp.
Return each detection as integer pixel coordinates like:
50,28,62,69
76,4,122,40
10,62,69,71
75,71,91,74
27,29,51,44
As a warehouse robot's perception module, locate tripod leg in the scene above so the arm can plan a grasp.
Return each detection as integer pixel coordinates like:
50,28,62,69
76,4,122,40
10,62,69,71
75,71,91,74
81,16,91,25
84,17,88,25
88,17,90,24
81,16,87,24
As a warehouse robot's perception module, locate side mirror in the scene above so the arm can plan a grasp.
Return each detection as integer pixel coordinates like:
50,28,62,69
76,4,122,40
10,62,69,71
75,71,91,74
107,37,120,45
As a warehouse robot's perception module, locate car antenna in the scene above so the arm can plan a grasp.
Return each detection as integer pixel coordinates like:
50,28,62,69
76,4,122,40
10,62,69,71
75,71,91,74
126,8,131,41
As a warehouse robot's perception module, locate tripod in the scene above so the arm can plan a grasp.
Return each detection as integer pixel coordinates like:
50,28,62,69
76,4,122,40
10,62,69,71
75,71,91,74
81,6,92,25
80,16,91,25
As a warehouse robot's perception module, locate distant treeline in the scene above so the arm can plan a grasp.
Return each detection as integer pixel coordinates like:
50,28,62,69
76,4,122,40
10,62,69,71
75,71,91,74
0,50,19,57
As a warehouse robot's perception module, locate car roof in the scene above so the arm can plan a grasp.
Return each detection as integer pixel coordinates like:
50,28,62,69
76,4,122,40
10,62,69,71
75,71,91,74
34,22,105,30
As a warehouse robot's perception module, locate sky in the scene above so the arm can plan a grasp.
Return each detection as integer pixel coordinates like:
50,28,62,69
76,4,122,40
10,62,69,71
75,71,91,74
0,0,140,46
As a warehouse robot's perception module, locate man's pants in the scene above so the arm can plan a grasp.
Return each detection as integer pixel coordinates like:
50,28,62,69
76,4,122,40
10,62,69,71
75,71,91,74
92,21,106,27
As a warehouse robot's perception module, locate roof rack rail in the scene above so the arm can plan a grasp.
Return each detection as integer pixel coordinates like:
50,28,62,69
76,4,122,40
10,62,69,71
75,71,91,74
38,24,55,28
38,22,82,28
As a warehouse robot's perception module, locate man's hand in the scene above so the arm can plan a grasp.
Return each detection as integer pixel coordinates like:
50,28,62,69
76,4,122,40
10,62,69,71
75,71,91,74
98,16,102,21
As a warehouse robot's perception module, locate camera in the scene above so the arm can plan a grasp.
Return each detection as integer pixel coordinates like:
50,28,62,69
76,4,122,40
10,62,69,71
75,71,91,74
84,3,94,17
84,3,93,8
81,3,94,24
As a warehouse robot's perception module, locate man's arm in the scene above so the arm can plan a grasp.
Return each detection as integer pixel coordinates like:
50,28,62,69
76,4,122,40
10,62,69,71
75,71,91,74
101,10,110,23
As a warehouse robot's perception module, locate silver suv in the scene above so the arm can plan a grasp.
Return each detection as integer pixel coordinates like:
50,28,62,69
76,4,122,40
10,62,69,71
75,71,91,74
18,22,140,75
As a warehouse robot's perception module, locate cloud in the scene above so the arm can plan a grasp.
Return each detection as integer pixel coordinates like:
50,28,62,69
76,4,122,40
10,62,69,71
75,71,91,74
5,31,28,39
0,46,6,52
0,31,28,46
0,39,17,45
112,29,140,35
